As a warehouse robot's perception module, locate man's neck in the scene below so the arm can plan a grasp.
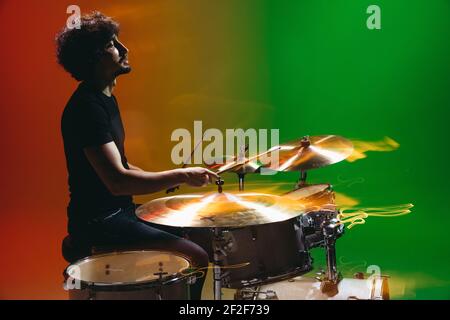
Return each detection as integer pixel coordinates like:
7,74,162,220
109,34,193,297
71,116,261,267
84,78,116,97
102,79,116,97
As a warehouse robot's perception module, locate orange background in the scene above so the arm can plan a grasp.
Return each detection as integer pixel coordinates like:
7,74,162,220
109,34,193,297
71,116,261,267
0,0,270,299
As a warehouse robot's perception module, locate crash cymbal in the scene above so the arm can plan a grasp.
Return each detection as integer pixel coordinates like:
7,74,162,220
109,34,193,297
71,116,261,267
136,192,306,228
262,135,354,172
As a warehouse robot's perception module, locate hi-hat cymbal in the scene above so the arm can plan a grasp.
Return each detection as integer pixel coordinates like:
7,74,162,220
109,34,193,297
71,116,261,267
136,192,306,228
262,135,353,172
206,155,261,175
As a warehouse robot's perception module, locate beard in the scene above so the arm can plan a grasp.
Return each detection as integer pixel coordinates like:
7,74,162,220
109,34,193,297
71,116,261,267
113,56,132,77
114,64,132,77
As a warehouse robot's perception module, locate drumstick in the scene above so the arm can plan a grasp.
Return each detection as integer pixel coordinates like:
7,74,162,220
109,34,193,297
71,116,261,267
216,145,284,175
166,138,203,193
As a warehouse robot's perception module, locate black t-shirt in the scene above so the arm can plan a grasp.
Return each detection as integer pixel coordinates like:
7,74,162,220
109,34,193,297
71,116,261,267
61,82,133,220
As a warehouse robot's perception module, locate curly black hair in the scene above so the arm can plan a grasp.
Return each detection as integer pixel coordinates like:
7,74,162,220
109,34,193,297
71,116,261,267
55,11,120,81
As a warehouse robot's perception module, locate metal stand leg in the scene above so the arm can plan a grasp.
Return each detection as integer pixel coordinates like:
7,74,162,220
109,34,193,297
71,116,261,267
213,259,222,300
295,170,307,189
320,218,341,296
212,228,225,300
238,173,245,191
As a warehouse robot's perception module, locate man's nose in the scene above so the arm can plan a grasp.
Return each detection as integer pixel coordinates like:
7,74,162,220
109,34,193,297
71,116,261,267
117,40,129,55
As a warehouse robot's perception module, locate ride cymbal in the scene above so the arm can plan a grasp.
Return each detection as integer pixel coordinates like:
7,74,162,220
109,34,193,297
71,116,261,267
136,192,306,228
206,155,261,175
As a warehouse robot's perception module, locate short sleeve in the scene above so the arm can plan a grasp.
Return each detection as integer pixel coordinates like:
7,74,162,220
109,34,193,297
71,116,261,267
76,100,114,148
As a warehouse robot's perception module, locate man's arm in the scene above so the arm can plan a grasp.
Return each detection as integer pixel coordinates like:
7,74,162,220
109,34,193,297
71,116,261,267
128,163,143,171
84,142,219,196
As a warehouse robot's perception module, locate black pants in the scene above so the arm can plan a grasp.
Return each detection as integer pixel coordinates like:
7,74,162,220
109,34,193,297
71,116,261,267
67,204,211,300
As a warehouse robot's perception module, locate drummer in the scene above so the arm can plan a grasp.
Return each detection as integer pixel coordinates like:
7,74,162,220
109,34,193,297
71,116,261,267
57,11,218,299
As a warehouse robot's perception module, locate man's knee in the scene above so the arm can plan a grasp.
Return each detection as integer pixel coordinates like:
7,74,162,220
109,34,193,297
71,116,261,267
174,239,209,268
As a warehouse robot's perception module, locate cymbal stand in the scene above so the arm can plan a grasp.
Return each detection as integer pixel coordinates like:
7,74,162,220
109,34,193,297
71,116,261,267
212,227,228,300
212,178,227,300
238,173,245,191
296,170,307,189
293,136,311,189
320,218,342,296
237,144,247,191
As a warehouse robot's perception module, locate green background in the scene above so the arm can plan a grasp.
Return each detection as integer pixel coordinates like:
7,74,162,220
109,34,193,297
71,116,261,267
210,0,450,299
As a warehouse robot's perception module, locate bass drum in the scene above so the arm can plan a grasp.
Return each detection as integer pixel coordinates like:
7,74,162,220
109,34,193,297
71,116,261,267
64,250,192,300
236,275,390,300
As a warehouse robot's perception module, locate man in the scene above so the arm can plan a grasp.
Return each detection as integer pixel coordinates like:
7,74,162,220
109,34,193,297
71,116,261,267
56,11,217,299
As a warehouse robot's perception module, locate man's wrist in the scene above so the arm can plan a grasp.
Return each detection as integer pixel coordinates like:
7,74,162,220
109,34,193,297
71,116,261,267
175,168,187,184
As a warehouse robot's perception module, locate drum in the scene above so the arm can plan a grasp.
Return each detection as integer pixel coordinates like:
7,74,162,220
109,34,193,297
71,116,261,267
221,218,312,289
236,275,390,300
285,184,343,248
64,250,192,300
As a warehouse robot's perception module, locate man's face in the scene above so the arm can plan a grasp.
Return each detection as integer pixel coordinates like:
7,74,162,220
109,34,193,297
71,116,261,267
98,35,131,77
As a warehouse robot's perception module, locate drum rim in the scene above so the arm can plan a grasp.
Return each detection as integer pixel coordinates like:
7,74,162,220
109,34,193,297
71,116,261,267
64,249,192,288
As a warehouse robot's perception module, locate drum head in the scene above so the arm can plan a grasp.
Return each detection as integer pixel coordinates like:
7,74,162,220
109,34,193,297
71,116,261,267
66,250,190,285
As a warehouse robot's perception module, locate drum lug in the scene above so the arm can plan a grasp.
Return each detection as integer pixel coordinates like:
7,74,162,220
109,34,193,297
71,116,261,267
250,227,257,241
186,274,198,285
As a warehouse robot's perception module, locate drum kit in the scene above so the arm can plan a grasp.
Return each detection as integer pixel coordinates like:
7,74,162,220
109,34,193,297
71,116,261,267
64,135,389,300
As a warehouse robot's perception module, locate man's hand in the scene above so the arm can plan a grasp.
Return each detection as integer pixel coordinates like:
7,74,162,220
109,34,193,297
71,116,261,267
180,167,220,187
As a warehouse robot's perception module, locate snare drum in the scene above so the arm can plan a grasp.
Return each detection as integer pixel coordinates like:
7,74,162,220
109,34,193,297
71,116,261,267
64,250,192,300
221,218,312,289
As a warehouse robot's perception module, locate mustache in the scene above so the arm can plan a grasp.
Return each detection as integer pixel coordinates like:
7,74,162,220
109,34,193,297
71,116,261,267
119,54,128,62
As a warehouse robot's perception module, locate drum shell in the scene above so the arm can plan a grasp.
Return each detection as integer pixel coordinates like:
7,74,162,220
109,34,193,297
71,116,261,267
67,276,189,300
222,217,312,289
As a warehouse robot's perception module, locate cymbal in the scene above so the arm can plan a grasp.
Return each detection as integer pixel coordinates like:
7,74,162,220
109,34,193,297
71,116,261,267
136,192,307,228
283,184,336,211
263,135,353,172
206,156,261,175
